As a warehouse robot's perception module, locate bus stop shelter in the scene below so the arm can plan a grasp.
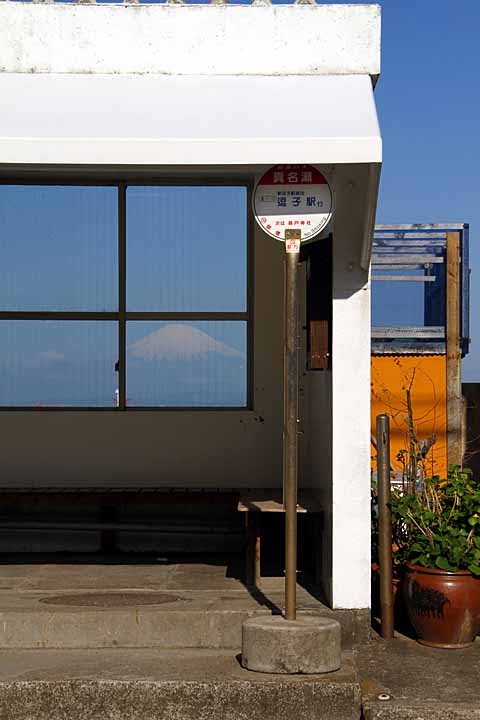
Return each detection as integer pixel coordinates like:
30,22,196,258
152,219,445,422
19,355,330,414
0,1,382,612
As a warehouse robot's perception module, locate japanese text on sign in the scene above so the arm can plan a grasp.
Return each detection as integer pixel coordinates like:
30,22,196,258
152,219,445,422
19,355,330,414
253,165,333,243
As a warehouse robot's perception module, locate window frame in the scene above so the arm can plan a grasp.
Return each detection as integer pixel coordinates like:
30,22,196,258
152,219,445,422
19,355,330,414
0,178,254,411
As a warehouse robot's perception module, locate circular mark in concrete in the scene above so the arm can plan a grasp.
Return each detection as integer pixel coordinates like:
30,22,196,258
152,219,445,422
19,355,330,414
41,592,183,608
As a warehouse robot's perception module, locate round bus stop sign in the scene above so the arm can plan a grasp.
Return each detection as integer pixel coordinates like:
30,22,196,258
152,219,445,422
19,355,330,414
253,165,333,244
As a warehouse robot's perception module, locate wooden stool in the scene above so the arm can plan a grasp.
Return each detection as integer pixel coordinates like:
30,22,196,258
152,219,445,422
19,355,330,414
238,490,322,589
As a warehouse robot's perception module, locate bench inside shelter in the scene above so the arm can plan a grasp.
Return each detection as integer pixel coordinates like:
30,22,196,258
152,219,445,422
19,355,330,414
0,487,323,589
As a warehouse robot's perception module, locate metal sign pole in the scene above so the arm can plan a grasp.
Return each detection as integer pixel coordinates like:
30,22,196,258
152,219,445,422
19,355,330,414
253,165,333,625
243,167,339,677
284,228,300,621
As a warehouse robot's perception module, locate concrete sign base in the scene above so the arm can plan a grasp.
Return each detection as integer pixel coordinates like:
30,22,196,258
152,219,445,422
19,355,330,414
241,615,341,675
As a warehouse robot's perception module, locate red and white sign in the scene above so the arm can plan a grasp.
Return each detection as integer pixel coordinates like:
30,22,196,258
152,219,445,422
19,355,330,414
286,237,301,254
253,164,333,242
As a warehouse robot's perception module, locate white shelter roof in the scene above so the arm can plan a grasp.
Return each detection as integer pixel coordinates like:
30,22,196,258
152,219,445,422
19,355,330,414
0,73,381,166
0,3,381,78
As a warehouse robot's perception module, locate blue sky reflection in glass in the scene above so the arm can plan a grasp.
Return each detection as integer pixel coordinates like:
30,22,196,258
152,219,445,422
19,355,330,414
0,321,117,407
126,186,247,312
0,185,117,311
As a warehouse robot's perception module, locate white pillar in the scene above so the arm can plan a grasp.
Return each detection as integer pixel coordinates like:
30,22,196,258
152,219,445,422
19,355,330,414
330,168,373,610
331,280,371,608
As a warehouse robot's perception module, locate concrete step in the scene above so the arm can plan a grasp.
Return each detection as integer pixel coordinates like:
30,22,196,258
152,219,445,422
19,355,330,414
0,590,269,650
0,648,362,720
363,702,480,720
0,562,370,650
0,588,369,650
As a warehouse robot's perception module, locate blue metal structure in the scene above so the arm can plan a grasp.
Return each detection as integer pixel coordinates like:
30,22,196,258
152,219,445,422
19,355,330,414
371,224,470,357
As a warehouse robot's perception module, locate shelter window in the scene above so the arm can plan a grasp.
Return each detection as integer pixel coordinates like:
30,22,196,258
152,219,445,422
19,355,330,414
0,183,249,409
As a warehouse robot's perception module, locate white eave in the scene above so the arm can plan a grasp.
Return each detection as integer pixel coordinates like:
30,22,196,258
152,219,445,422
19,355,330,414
0,73,381,166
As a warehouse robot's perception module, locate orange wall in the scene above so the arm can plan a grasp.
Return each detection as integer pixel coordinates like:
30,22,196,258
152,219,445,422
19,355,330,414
371,355,447,477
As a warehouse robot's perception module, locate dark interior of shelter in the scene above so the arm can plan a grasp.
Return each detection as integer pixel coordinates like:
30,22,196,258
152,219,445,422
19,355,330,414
0,491,321,589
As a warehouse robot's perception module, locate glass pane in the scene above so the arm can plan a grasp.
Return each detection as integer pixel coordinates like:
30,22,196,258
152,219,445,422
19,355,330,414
126,186,247,311
0,321,118,407
126,321,247,407
0,185,118,311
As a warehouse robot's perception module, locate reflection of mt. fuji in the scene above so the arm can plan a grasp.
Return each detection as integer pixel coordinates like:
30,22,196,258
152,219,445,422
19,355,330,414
128,323,244,362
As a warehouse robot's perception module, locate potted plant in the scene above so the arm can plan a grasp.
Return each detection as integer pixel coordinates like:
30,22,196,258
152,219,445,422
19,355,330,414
391,465,480,648
371,380,437,633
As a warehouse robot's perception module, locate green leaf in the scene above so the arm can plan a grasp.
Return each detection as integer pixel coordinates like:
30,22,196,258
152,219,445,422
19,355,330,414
410,543,424,553
415,555,430,567
468,564,480,576
451,546,464,563
436,556,454,571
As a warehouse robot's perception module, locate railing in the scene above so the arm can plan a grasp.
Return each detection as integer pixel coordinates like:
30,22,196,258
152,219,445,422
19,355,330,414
372,224,470,357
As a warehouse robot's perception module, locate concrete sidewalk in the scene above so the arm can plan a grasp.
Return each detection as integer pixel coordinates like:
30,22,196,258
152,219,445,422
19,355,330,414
0,636,478,720
358,635,480,720
0,647,361,720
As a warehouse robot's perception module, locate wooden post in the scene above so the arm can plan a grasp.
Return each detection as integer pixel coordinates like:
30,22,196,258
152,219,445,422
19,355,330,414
376,414,394,639
245,513,261,589
307,238,332,370
446,231,462,467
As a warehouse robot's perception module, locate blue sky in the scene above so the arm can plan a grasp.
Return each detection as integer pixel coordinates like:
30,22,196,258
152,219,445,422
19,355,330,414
372,0,480,380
